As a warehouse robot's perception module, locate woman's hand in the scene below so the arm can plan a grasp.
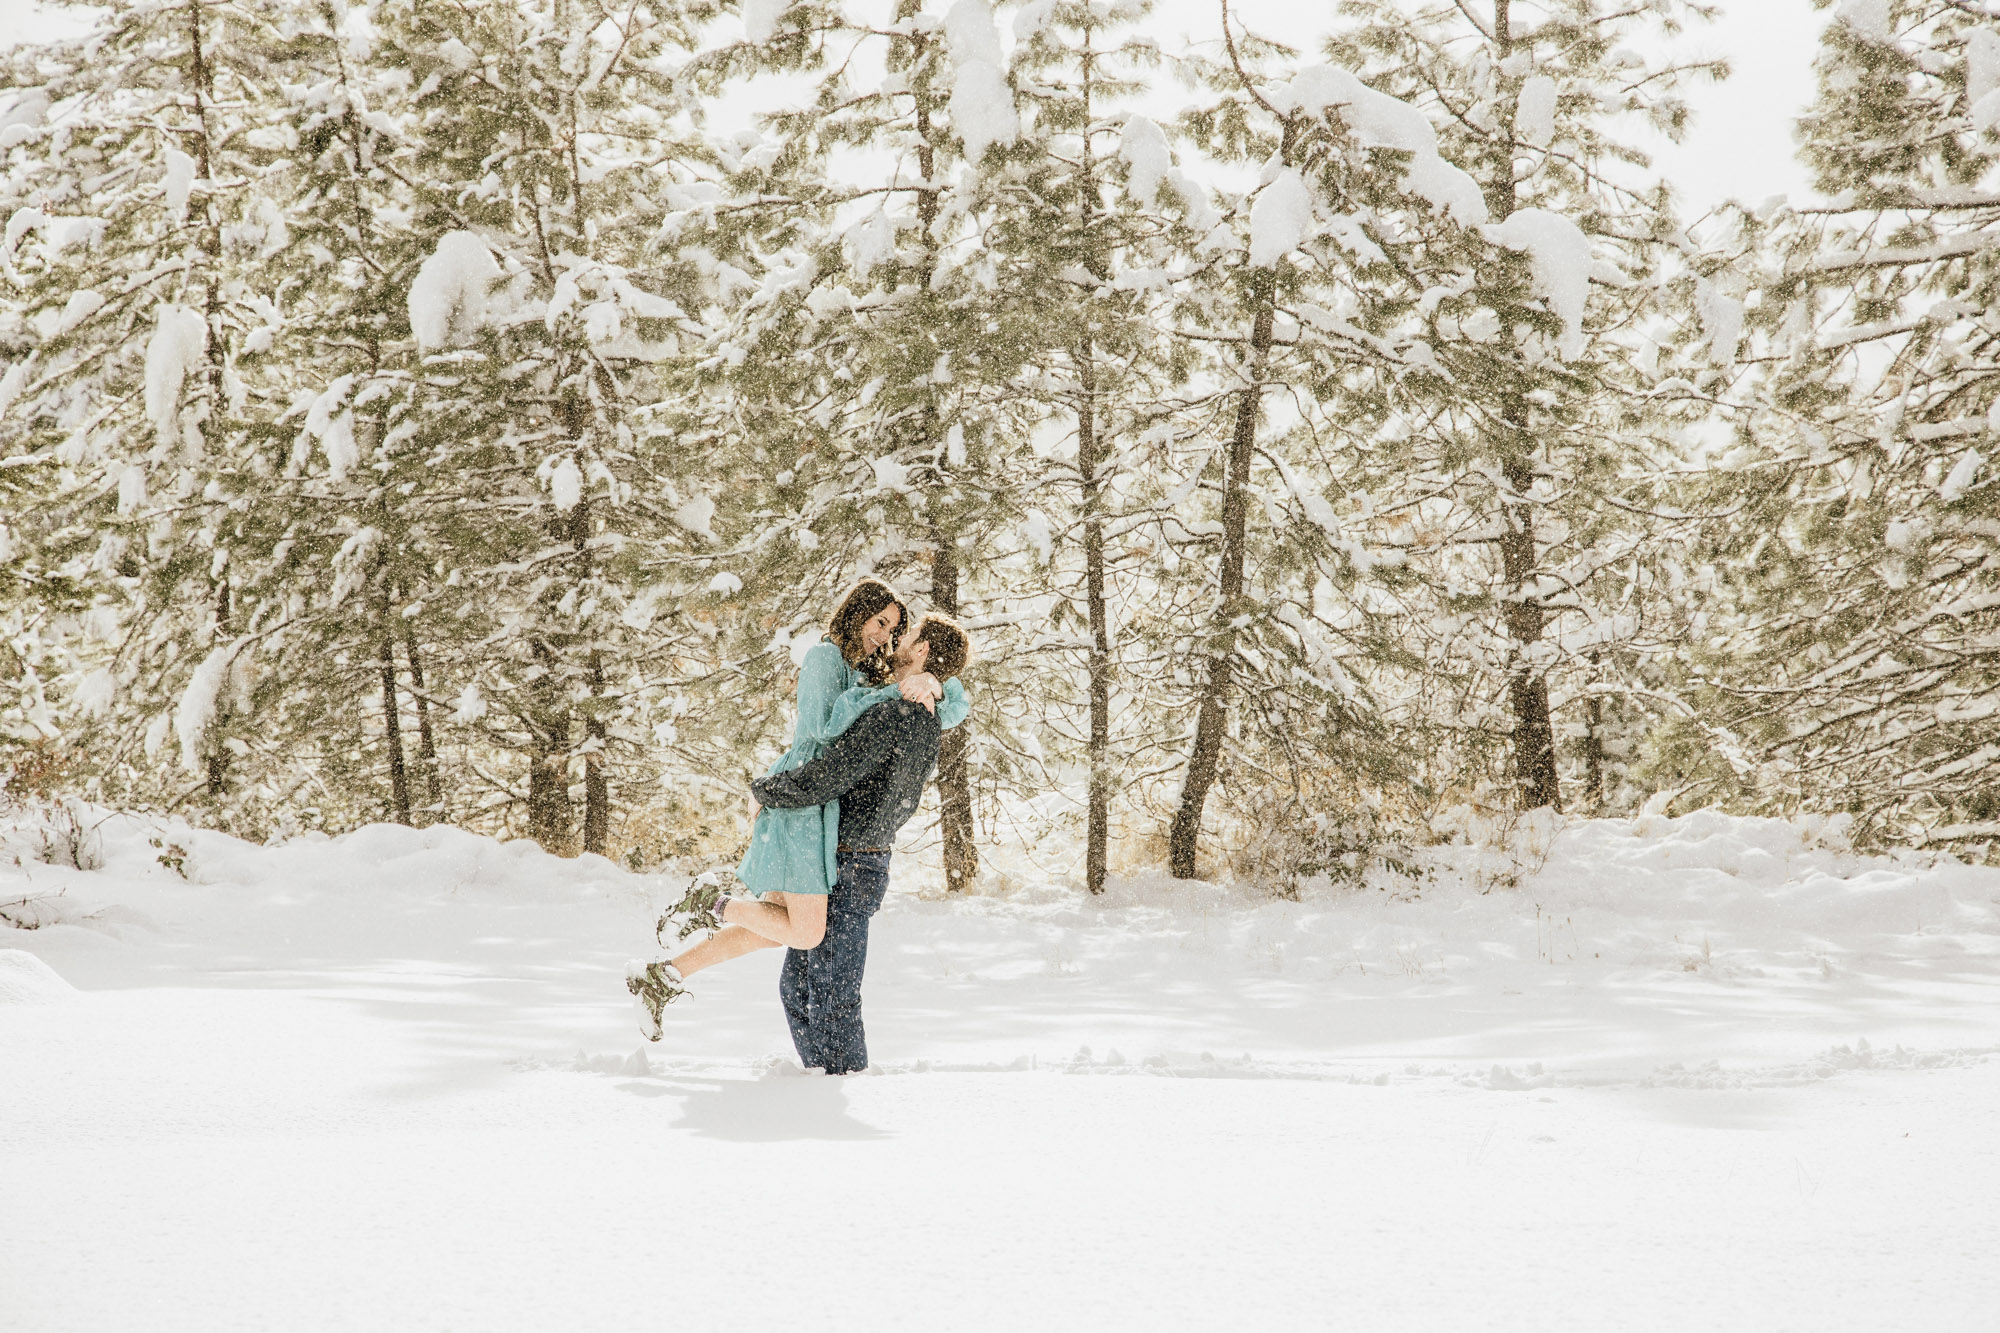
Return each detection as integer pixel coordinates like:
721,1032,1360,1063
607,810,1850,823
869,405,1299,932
898,671,942,714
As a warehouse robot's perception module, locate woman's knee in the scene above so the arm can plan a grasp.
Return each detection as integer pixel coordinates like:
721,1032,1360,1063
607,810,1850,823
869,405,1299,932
790,900,829,949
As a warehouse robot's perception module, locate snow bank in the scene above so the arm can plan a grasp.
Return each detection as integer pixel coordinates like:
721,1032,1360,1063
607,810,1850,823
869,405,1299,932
0,808,653,912
0,948,75,1004
408,231,500,351
1487,208,1592,359
222,820,641,906
1285,65,1488,226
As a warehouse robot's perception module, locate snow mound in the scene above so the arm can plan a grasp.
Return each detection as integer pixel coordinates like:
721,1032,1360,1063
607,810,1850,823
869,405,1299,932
1249,169,1314,267
1515,75,1557,149
1696,278,1744,366
1486,207,1592,359
408,231,500,351
143,303,207,448
943,0,1017,165
182,820,655,908
0,948,77,1005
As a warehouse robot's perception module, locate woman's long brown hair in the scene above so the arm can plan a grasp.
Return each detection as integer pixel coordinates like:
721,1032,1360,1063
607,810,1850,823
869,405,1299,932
825,577,907,684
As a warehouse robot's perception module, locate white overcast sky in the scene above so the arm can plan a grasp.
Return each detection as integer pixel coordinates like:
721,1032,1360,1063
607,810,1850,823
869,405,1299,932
6,0,1828,215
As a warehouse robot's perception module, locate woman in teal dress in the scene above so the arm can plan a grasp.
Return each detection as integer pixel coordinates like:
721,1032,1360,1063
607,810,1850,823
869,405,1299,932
627,577,968,1030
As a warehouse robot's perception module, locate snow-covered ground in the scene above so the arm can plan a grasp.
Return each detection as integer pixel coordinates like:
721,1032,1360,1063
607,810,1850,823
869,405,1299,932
3,807,1998,1331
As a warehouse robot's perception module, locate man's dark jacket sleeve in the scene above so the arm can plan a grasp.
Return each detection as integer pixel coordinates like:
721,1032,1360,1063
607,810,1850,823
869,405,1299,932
752,704,897,809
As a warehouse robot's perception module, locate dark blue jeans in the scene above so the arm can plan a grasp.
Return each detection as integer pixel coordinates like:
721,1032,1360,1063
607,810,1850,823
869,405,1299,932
779,850,890,1075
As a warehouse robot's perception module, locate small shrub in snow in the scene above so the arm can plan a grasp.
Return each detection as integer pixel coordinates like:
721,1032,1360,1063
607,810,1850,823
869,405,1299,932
0,890,81,930
149,836,191,878
20,797,107,872
1230,798,1427,899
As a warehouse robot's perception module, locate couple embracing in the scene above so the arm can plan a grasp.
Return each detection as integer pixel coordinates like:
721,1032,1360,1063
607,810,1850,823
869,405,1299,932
627,577,974,1075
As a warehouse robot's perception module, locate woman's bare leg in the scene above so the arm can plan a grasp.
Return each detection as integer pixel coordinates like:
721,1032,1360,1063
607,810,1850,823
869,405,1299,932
723,890,829,950
671,925,780,979
668,891,829,979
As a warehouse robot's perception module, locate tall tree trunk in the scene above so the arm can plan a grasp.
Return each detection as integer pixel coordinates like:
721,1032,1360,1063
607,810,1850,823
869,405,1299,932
582,650,610,856
189,0,230,804
526,578,575,858
185,0,223,412
560,396,611,858
1169,133,1288,878
402,620,441,819
1484,0,1559,811
203,577,231,798
1077,29,1114,896
930,546,978,893
526,643,574,854
1500,453,1560,810
1081,357,1112,895
913,56,978,893
1581,651,1605,811
377,581,412,825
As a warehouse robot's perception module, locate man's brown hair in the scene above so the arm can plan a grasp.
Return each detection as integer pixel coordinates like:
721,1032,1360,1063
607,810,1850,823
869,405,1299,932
914,613,971,682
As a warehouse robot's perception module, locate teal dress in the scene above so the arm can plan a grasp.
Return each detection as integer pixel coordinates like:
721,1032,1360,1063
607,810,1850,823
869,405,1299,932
736,640,970,896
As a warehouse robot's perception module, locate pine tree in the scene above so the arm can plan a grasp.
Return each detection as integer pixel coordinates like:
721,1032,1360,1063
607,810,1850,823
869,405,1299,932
1003,0,1171,893
1119,16,1480,878
0,1,305,824
671,0,1078,889
1321,0,1724,816
1695,0,2000,841
346,0,719,854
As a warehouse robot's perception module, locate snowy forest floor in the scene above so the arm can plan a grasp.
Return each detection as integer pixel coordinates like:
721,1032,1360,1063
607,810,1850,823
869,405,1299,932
3,808,1998,1331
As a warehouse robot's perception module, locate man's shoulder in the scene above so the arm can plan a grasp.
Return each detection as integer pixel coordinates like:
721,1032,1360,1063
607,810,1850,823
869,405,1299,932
863,697,942,732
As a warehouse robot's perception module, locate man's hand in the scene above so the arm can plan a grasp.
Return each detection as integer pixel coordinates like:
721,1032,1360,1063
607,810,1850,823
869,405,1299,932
898,671,942,714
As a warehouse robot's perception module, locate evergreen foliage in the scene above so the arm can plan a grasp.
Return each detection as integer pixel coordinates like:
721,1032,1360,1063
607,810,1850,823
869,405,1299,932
5,0,1993,882
1692,0,2000,845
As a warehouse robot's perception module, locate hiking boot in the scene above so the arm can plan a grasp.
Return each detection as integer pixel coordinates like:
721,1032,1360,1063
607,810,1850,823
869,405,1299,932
625,959,686,1042
658,872,730,944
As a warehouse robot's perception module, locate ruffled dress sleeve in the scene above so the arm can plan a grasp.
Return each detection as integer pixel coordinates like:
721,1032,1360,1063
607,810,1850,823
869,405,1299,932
827,674,972,738
789,642,855,749
938,676,969,730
